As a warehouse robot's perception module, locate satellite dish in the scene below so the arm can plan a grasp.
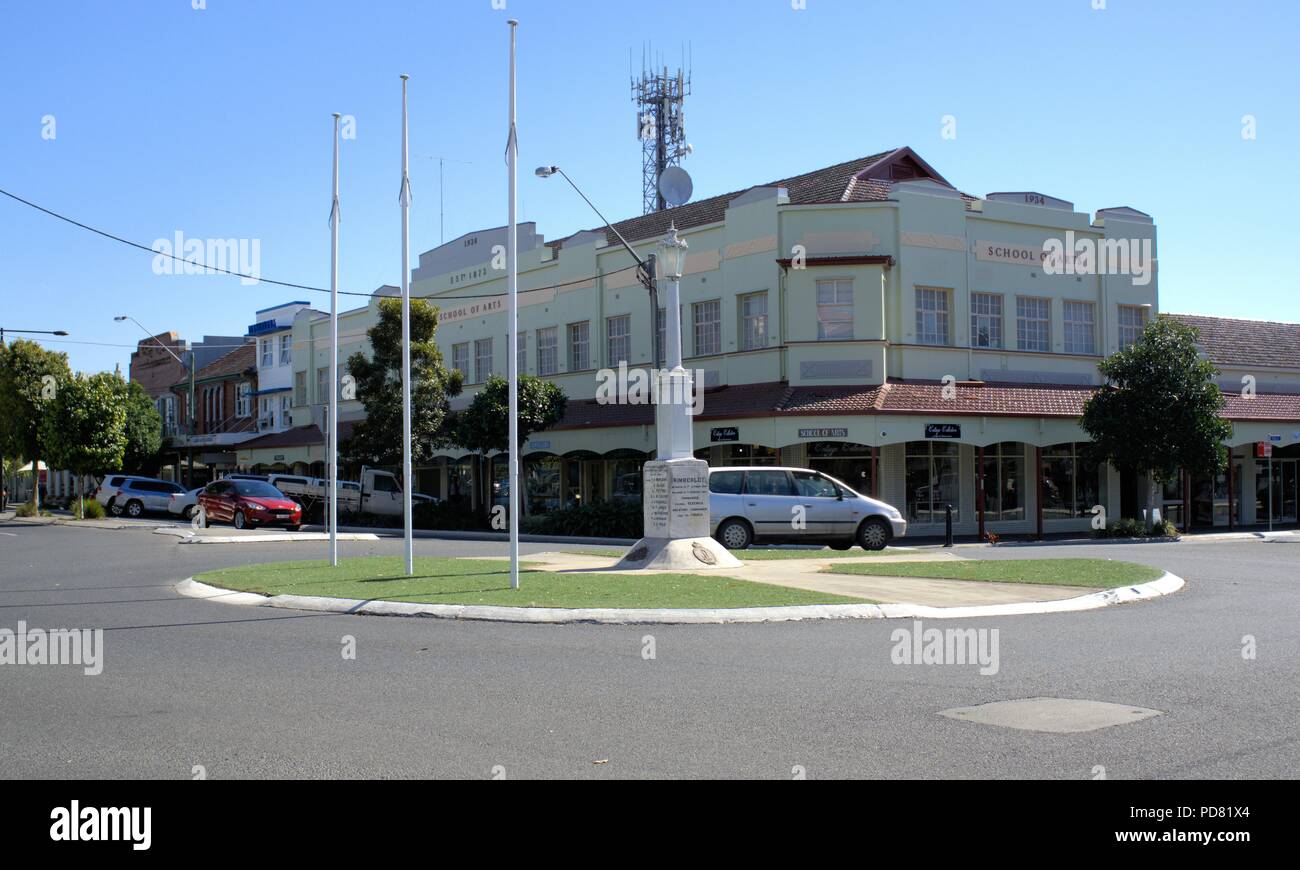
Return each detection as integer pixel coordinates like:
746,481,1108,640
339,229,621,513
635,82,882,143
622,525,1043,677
658,166,694,207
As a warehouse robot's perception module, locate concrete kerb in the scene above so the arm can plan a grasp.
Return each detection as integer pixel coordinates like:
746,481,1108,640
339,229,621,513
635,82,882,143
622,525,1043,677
154,527,381,545
175,571,1185,625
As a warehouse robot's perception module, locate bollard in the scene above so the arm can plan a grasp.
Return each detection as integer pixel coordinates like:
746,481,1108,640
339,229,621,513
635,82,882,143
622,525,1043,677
944,503,954,548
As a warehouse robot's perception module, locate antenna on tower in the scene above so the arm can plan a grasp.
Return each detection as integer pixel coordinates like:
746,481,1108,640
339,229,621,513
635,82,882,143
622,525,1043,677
631,44,692,214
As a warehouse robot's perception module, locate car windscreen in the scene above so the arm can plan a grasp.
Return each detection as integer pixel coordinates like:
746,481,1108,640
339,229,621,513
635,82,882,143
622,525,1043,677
231,481,284,499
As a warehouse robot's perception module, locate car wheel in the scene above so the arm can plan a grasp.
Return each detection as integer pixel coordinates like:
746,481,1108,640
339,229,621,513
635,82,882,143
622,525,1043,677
285,524,301,532
108,499,121,516
233,510,246,530
715,518,753,550
857,518,890,551
125,500,144,518
828,541,853,551
184,505,198,520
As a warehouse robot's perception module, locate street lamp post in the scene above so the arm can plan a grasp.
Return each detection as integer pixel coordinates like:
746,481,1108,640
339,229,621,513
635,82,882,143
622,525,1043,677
0,327,69,510
115,315,194,487
534,166,660,371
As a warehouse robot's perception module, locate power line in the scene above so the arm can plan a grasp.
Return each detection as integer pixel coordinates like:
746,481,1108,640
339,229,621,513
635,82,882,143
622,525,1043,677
0,185,635,303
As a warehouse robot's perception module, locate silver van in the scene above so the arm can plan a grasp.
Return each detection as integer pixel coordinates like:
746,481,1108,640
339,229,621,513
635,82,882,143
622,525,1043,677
708,466,906,550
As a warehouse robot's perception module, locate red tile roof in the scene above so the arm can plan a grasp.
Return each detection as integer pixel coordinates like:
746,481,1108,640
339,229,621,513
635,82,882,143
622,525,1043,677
550,378,1300,429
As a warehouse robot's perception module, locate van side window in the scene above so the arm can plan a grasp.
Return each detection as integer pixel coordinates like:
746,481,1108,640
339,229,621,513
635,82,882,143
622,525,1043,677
793,471,838,498
709,471,744,494
744,471,794,496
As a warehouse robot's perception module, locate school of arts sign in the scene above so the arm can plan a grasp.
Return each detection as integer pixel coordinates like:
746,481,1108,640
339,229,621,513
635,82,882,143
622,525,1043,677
436,298,504,324
973,241,1053,267
799,427,849,439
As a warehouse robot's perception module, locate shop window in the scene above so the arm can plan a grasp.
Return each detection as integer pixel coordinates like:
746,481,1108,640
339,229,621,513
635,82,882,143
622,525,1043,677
981,442,1025,521
806,441,873,494
525,456,562,513
721,444,778,466
1042,442,1102,519
905,441,960,524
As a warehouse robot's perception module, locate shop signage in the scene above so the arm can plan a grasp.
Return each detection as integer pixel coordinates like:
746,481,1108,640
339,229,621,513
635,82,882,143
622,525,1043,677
1256,442,1272,458
807,441,869,457
1267,433,1282,443
925,423,961,439
798,428,848,439
273,454,285,461
710,427,740,443
528,440,551,450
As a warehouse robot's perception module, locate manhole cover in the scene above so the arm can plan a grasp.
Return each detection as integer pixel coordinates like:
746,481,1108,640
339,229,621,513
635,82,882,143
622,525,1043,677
939,698,1162,733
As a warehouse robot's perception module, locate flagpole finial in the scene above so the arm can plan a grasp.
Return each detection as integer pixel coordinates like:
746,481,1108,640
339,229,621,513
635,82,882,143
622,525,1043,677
400,73,410,81
508,18,518,27
332,112,341,119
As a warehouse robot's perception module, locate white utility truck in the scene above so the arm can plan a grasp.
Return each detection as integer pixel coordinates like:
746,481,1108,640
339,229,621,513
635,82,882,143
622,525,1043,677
251,467,433,521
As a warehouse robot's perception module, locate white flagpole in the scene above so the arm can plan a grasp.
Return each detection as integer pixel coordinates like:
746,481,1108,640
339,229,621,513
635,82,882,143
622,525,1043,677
507,19,520,590
329,113,341,568
400,74,415,576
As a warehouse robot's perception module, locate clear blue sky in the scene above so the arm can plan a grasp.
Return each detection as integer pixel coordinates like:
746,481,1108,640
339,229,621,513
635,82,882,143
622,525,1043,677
2,0,1296,375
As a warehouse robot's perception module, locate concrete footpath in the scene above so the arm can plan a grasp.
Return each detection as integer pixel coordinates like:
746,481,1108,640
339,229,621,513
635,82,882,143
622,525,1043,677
484,550,1092,607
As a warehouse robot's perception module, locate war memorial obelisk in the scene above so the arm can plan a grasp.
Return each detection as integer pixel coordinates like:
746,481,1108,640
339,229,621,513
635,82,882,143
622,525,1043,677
616,225,742,571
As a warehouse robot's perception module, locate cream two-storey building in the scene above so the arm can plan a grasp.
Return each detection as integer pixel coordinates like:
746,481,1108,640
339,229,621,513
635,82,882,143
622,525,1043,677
238,147,1300,536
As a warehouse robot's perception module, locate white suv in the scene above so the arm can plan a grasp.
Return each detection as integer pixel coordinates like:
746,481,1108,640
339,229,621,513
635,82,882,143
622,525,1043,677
708,466,906,551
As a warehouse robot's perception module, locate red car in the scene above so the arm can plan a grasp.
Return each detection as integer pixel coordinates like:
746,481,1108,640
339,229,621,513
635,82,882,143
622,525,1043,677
196,479,303,531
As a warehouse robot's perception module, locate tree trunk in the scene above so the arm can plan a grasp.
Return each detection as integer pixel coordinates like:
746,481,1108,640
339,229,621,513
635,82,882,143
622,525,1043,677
30,452,40,510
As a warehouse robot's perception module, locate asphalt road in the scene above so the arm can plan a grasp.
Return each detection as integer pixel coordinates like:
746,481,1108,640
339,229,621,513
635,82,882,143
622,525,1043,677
0,519,1295,779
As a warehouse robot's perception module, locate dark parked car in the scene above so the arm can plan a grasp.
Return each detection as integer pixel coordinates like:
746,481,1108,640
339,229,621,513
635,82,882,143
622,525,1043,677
196,479,303,531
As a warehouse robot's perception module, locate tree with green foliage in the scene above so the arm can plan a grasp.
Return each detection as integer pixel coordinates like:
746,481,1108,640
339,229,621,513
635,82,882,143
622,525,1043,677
1081,316,1232,526
0,339,72,508
120,378,163,474
42,372,128,516
341,297,463,471
453,373,567,455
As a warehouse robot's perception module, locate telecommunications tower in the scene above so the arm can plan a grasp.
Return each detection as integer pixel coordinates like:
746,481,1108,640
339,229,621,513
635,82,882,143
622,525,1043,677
631,48,692,214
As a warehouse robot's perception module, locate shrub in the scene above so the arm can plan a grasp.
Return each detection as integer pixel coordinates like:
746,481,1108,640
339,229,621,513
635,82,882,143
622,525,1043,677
75,499,107,520
1095,517,1180,539
15,501,39,518
521,498,643,539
